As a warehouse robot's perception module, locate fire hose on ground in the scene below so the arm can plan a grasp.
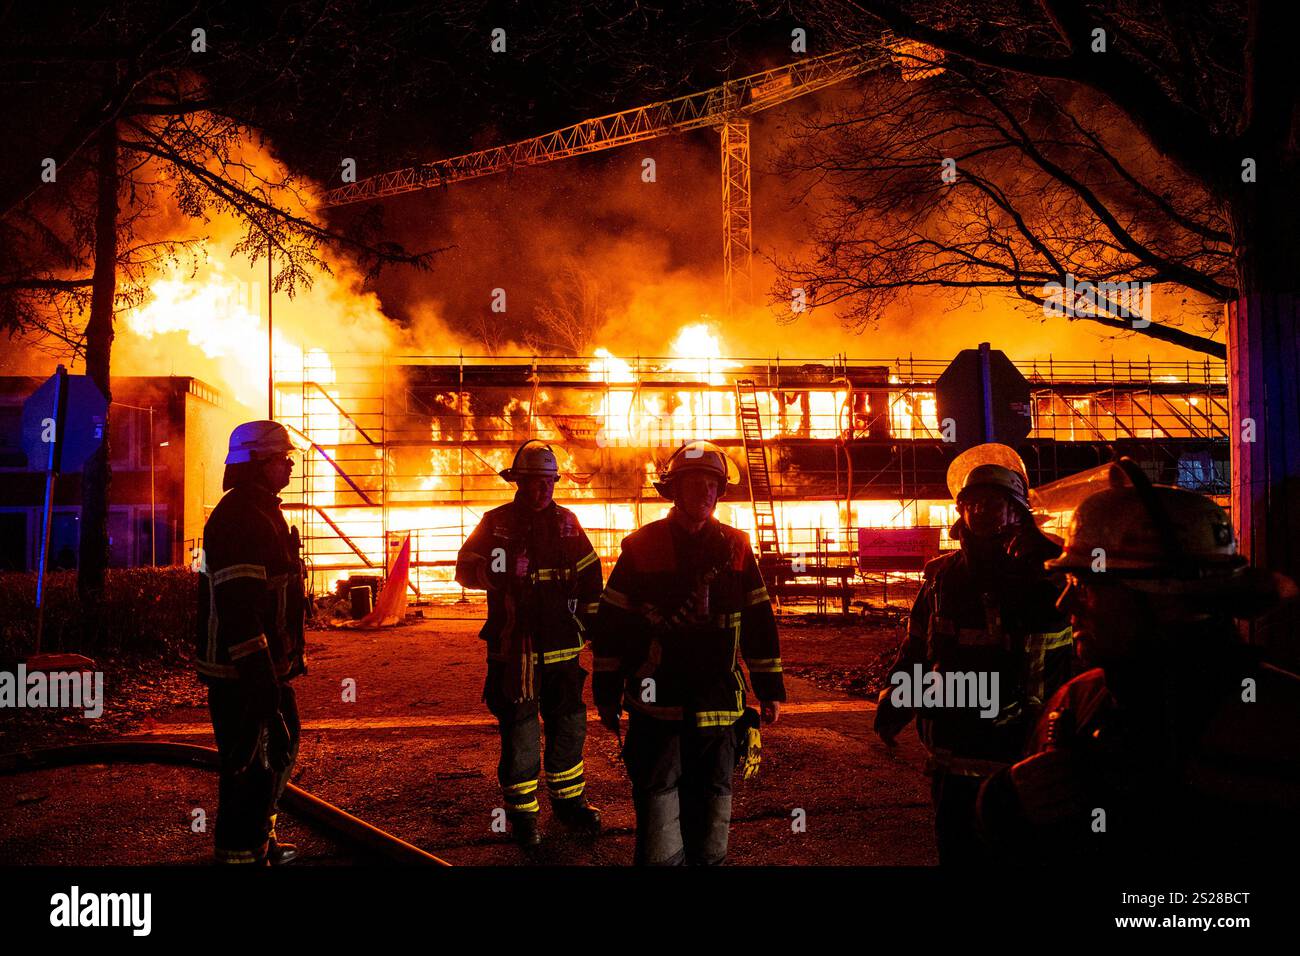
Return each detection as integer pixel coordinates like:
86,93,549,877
0,740,451,866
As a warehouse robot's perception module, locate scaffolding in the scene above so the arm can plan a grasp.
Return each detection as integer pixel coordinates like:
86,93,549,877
272,352,1228,603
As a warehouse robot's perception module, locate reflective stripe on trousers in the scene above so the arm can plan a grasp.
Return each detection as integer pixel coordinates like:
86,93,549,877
484,659,588,814
623,711,736,866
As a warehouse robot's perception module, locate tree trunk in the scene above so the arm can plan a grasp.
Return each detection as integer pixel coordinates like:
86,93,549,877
1226,186,1300,662
1224,0,1300,662
76,122,118,632
1227,293,1300,663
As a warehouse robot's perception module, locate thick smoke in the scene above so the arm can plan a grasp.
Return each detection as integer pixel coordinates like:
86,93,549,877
361,85,1221,365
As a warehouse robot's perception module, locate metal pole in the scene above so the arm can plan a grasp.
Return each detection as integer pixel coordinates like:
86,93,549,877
34,365,69,655
267,237,274,419
149,406,156,565
978,341,995,443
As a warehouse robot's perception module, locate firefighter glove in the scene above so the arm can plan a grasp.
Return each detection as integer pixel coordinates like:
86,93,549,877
873,686,909,745
736,707,762,780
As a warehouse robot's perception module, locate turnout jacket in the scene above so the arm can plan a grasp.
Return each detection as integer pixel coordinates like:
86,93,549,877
878,525,1073,769
455,500,603,665
592,513,785,732
977,634,1300,864
196,483,306,684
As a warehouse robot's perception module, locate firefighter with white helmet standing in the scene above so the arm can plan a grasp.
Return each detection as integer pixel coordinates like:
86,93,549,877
874,443,1073,864
197,420,307,865
976,458,1300,863
592,440,785,865
455,439,604,849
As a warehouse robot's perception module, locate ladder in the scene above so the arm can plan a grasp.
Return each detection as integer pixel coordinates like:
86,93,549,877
735,380,781,564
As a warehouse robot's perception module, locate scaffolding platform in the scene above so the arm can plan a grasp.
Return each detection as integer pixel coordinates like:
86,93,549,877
272,351,1228,598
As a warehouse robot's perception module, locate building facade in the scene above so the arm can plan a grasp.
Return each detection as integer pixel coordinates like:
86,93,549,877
0,376,239,572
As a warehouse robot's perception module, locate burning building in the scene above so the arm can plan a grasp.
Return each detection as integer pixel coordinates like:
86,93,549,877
270,334,1228,604
15,246,1226,610
15,49,1226,609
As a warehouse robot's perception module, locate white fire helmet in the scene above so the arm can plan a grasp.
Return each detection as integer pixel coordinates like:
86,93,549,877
947,443,1031,513
500,440,560,482
225,420,295,465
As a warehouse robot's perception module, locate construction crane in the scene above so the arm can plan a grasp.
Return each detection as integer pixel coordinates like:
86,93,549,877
319,38,931,317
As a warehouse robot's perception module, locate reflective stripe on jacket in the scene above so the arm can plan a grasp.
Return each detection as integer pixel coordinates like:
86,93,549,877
195,483,305,682
879,529,1073,763
592,515,785,731
455,500,604,659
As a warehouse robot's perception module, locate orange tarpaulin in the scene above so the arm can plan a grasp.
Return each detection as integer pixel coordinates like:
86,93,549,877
359,534,411,627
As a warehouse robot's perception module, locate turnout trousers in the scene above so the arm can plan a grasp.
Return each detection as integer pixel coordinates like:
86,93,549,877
484,659,589,817
623,710,737,866
207,681,301,864
931,770,991,865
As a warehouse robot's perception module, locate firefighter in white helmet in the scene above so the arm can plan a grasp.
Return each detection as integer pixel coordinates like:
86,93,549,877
455,440,604,849
976,458,1300,863
196,420,307,865
592,440,785,865
875,443,1073,864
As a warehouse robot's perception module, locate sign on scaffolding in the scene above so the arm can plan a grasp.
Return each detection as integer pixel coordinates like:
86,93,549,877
856,527,943,572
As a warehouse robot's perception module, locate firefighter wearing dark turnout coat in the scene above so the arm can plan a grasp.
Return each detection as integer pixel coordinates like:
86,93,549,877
976,459,1300,864
196,420,306,865
593,441,785,866
455,440,603,848
875,445,1073,864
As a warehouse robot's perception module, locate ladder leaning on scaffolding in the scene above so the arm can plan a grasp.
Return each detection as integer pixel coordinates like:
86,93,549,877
735,380,783,602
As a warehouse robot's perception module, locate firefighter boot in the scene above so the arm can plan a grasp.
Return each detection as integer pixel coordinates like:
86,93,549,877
266,838,301,865
266,814,301,865
510,812,543,850
553,797,602,836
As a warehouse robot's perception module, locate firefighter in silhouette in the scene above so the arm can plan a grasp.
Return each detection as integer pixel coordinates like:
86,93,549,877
455,440,604,849
976,459,1300,863
875,444,1073,864
196,420,307,865
592,441,785,865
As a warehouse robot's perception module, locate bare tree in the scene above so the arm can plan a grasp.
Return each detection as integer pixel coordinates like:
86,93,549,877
466,312,510,356
0,2,434,628
782,0,1300,634
774,55,1231,356
525,257,608,355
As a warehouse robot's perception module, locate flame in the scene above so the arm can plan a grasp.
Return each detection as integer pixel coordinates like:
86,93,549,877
104,179,1040,600
588,324,744,448
124,258,305,397
665,322,735,379
120,268,960,598
590,347,634,382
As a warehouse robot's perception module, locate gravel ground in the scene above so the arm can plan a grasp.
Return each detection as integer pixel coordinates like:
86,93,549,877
0,605,936,866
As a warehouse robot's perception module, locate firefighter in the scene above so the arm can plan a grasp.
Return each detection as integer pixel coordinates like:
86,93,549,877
976,458,1300,863
874,444,1073,864
455,440,604,849
196,420,307,865
592,440,785,866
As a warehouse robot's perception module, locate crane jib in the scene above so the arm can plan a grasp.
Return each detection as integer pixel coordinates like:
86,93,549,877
318,41,897,209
